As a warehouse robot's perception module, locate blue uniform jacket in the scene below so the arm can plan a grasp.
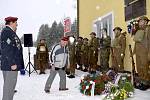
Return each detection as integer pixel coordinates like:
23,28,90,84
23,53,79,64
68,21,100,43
0,26,24,71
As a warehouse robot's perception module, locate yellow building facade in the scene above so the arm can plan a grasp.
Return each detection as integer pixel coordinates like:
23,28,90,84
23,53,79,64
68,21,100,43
78,0,150,71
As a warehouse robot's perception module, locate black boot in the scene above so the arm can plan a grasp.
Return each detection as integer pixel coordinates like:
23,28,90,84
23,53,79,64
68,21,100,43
66,71,70,75
83,69,88,72
67,74,75,78
135,81,150,91
14,90,17,93
90,71,96,74
44,90,50,93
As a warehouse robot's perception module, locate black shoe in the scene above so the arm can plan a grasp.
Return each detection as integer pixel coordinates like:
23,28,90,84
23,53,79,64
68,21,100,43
67,75,75,78
66,71,70,75
90,71,96,74
139,83,150,91
77,67,81,70
59,88,69,91
14,90,17,93
45,90,50,93
83,69,88,72
39,72,45,75
135,82,150,91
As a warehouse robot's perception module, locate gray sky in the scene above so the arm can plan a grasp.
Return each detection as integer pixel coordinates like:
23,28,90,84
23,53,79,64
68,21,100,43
0,0,77,41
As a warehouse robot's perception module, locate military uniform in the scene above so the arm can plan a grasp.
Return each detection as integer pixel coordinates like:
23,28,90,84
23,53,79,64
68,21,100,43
36,41,49,74
133,16,150,83
67,37,76,78
88,32,99,73
111,27,126,72
81,38,89,71
76,37,83,69
100,35,111,71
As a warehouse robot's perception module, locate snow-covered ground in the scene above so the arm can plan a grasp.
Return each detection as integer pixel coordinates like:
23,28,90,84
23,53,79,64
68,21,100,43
0,47,150,100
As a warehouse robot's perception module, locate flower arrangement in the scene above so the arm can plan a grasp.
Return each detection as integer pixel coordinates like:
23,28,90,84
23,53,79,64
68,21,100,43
80,74,111,96
103,73,134,100
79,70,134,99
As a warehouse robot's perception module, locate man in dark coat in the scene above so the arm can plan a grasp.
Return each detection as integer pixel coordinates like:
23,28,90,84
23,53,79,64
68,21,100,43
0,16,24,100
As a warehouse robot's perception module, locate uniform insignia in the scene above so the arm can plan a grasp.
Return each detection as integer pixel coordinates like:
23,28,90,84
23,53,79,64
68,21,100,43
6,38,11,44
14,36,21,49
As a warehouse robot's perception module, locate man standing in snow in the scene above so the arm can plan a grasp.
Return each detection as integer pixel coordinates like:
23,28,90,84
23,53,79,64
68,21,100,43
44,37,69,93
0,16,24,100
36,38,49,74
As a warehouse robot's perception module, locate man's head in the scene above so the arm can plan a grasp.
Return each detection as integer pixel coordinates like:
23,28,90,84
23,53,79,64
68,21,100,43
5,16,18,31
113,27,122,34
40,39,45,44
138,16,150,27
102,28,107,37
77,37,83,42
90,32,96,38
60,37,69,47
83,38,88,44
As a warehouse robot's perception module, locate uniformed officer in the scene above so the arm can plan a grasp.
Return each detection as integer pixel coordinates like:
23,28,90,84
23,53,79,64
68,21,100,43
100,28,111,71
76,37,83,70
1,16,24,100
81,38,89,72
36,39,49,74
88,32,99,74
67,36,76,78
133,16,150,90
111,27,126,72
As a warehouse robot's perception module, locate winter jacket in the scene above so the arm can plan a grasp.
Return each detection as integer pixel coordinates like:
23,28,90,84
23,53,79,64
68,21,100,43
0,26,24,71
50,44,68,69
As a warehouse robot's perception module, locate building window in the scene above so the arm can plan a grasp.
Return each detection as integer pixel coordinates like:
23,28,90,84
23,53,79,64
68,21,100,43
93,12,114,39
124,0,146,21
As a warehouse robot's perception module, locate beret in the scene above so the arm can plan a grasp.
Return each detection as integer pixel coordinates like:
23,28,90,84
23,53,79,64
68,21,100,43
90,32,96,36
61,36,69,41
138,16,150,22
113,27,122,31
5,16,18,22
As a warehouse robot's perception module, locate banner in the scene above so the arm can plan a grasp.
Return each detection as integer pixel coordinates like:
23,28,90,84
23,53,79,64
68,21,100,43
64,17,71,33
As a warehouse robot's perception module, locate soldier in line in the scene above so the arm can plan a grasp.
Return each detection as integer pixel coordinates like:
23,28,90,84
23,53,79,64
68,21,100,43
99,28,111,72
88,32,99,74
81,38,89,72
76,37,83,70
67,36,76,78
133,16,150,90
111,27,126,72
36,39,49,74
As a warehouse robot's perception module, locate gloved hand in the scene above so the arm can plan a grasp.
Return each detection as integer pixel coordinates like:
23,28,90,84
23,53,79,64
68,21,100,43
20,69,25,75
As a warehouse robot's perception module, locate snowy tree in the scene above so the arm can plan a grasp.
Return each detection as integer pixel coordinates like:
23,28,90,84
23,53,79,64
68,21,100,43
0,21,5,33
57,22,64,38
71,18,78,38
36,24,51,47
